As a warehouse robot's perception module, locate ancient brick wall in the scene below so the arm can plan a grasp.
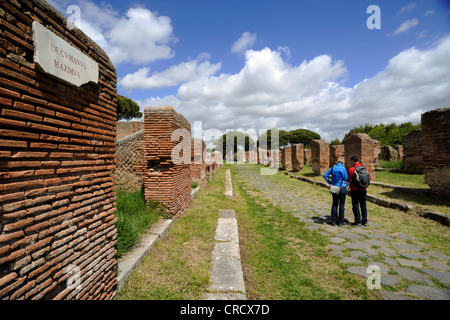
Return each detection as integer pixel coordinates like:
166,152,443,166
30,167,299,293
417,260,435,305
291,144,304,172
0,0,117,300
344,133,378,179
421,108,450,196
311,140,330,175
304,149,311,165
329,145,345,166
190,138,206,186
144,106,191,218
402,129,424,174
379,146,398,161
116,121,144,140
115,130,145,191
281,146,292,171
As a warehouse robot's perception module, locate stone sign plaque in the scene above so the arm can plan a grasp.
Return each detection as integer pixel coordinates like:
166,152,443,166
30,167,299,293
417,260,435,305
32,21,99,87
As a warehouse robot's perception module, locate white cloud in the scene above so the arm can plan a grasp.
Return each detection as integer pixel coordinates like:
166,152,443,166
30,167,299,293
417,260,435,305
424,10,436,16
392,18,420,36
48,0,177,65
140,36,450,142
231,31,258,54
398,2,417,15
119,55,221,90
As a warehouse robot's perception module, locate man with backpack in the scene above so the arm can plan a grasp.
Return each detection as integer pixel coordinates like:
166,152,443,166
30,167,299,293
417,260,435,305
347,156,371,226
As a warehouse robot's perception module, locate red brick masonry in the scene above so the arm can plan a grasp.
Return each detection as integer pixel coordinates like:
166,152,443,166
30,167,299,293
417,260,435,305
0,0,117,299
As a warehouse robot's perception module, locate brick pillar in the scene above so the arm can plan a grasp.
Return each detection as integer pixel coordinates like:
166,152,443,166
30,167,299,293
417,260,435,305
329,145,345,165
191,138,206,186
311,140,330,175
144,106,191,218
281,146,292,171
304,149,311,165
402,129,424,174
421,108,450,196
344,133,378,179
291,144,304,172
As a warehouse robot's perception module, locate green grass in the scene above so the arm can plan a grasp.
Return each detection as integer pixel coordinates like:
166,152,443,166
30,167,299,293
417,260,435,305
378,160,403,169
372,170,427,188
114,187,167,258
116,167,232,300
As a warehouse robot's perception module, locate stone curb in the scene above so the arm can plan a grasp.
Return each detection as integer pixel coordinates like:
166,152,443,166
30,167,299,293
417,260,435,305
191,185,200,200
117,219,173,290
206,209,246,300
284,172,450,226
224,169,233,198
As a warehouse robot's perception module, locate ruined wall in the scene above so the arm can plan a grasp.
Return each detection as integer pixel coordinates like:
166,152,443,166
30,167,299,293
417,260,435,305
281,146,292,171
402,129,424,174
304,149,311,165
311,140,330,176
0,0,117,299
116,121,144,140
190,138,206,186
379,146,398,161
144,106,191,218
421,108,450,196
344,133,378,179
115,130,145,191
291,144,304,172
329,145,345,165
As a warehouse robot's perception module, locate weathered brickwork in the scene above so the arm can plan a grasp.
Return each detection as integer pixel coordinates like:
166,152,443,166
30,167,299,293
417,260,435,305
344,133,378,179
0,0,117,300
311,140,330,176
402,129,424,174
379,146,399,161
304,149,311,165
329,145,344,166
191,138,206,186
291,144,304,172
115,130,145,191
144,106,191,218
116,121,144,140
421,108,450,196
281,146,292,171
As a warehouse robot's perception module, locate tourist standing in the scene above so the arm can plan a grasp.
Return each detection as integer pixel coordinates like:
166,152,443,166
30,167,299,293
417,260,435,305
323,157,348,226
347,156,371,226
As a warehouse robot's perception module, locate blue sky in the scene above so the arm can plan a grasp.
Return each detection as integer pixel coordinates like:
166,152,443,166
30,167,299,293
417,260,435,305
48,0,450,142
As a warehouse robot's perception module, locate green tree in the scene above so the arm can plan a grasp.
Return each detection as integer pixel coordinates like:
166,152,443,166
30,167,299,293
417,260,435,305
330,138,341,146
117,94,143,120
286,129,321,148
213,131,255,159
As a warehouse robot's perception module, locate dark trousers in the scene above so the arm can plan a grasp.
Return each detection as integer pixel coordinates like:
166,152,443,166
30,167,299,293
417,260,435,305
351,190,368,224
331,188,346,224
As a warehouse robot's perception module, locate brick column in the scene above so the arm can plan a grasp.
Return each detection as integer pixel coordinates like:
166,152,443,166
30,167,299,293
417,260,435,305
344,133,378,179
291,144,304,172
311,140,330,175
144,106,191,218
281,146,292,171
421,108,450,196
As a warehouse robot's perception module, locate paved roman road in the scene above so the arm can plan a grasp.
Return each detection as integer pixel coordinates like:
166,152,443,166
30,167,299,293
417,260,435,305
231,164,450,300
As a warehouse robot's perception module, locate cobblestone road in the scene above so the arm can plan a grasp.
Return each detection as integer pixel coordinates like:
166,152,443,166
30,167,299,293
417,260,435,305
232,165,450,300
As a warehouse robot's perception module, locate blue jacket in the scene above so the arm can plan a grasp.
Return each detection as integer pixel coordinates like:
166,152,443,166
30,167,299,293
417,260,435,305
323,162,349,187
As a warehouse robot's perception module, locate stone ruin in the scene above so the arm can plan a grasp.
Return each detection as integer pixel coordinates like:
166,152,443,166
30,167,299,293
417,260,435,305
344,133,379,179
281,146,292,171
304,148,311,165
191,138,207,186
0,0,117,299
291,144,304,172
421,108,450,196
116,121,145,140
143,106,191,219
311,140,330,175
329,145,345,166
402,129,424,174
